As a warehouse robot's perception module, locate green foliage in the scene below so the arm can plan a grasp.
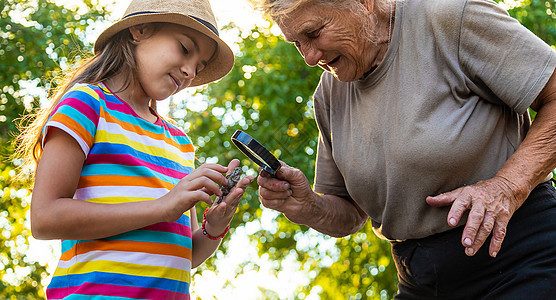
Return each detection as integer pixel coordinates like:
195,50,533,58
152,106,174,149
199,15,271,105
306,223,397,300
0,0,554,299
0,144,44,299
0,0,107,298
503,0,556,46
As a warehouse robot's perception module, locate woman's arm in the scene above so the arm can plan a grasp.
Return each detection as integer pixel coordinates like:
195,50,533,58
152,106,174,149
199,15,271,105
31,128,227,240
427,69,556,257
257,162,369,238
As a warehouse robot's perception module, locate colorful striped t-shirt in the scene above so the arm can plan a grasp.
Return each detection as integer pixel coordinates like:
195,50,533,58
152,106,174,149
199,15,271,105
44,83,195,299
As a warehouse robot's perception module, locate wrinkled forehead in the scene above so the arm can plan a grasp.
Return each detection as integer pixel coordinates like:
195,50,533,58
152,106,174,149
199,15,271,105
279,2,354,43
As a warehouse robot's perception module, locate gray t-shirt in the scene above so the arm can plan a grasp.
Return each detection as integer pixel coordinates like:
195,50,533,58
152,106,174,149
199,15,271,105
313,0,556,240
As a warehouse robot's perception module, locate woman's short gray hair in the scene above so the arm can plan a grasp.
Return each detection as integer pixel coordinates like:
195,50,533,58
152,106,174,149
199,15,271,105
251,0,392,23
250,0,394,44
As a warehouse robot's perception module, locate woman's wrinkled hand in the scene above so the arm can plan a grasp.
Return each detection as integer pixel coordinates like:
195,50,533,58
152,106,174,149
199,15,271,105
203,159,254,236
257,161,314,224
426,176,527,258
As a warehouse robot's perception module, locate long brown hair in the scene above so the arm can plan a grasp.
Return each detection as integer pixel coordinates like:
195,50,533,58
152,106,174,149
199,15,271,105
14,28,140,179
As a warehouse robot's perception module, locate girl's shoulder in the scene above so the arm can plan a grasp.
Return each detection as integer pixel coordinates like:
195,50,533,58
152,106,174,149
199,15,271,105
62,82,113,103
58,82,117,112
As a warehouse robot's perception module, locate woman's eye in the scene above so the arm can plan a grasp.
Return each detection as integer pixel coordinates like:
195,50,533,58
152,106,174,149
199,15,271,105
307,27,323,39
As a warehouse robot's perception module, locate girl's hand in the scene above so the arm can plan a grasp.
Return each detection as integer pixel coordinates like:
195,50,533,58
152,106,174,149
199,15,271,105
162,163,229,222
203,159,254,237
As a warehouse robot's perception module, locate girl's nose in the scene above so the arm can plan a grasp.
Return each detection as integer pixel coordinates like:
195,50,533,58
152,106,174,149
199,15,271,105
181,62,196,80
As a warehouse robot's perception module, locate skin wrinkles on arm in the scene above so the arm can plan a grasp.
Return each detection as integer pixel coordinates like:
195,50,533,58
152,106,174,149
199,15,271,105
427,70,556,257
31,128,228,240
258,163,368,238
306,193,369,237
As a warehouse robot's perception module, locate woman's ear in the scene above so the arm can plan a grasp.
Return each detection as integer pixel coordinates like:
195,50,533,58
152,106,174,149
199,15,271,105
360,0,374,14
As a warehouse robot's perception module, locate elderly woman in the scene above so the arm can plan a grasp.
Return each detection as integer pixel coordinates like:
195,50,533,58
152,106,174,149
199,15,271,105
254,0,556,298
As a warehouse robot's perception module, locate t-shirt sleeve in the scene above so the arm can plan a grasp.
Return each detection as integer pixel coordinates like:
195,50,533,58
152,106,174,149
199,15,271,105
42,84,101,156
458,0,556,115
313,74,350,197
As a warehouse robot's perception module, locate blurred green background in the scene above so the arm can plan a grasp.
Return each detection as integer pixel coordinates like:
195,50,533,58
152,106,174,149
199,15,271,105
1,0,554,299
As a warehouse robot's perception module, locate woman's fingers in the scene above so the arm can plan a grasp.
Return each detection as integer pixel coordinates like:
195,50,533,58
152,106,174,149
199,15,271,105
426,189,469,227
488,219,509,257
426,178,523,257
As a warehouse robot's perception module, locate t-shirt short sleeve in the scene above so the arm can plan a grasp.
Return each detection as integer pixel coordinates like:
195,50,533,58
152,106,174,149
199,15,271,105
313,74,350,197
43,84,101,156
459,0,556,115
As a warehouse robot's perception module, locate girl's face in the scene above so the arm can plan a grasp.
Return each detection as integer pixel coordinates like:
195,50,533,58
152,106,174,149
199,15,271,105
130,23,217,101
278,2,376,82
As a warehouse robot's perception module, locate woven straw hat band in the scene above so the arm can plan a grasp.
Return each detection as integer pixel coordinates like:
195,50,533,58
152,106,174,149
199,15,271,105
122,0,217,32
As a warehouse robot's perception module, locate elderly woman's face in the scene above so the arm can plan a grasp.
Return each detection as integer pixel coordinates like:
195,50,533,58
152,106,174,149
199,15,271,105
279,2,374,82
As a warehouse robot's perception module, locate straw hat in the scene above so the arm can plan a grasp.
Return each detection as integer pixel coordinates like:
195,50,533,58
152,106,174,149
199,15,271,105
94,0,234,86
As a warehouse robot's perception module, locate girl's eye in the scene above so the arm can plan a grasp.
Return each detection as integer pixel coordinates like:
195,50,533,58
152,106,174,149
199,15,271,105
196,64,205,75
181,43,189,54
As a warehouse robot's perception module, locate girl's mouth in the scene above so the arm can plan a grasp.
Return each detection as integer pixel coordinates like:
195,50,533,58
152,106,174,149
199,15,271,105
170,75,180,89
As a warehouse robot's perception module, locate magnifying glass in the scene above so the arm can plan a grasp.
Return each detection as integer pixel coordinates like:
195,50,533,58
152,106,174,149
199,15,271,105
231,130,281,176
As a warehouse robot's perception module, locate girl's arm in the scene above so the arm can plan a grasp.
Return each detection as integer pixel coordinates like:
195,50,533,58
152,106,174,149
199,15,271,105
190,160,254,268
31,128,227,240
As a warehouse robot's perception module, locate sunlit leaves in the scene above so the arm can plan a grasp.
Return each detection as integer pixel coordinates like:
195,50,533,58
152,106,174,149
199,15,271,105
2,0,554,298
1,0,107,298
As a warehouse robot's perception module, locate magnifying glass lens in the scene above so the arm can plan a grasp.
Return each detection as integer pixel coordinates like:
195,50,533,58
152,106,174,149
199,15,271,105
244,146,272,169
231,130,281,176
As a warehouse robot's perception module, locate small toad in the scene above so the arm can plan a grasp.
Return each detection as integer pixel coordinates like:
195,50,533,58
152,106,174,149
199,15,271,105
216,167,242,204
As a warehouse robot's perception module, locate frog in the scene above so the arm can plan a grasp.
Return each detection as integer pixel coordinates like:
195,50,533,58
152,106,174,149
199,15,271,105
216,167,242,204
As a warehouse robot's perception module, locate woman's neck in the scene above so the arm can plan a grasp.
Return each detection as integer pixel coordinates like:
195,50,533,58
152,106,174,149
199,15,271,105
366,1,395,73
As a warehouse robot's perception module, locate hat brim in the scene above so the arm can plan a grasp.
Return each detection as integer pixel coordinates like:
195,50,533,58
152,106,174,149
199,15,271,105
94,13,234,87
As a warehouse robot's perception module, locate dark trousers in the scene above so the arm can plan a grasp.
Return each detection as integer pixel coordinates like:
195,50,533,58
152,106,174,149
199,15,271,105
392,181,556,300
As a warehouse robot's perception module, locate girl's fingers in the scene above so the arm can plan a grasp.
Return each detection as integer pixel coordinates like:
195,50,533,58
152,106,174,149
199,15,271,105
198,163,228,172
236,176,254,189
195,191,214,206
183,166,228,187
216,176,254,207
186,177,222,197
226,159,240,172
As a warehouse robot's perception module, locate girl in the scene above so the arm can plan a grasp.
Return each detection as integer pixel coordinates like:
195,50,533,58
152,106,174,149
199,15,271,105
16,0,253,298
